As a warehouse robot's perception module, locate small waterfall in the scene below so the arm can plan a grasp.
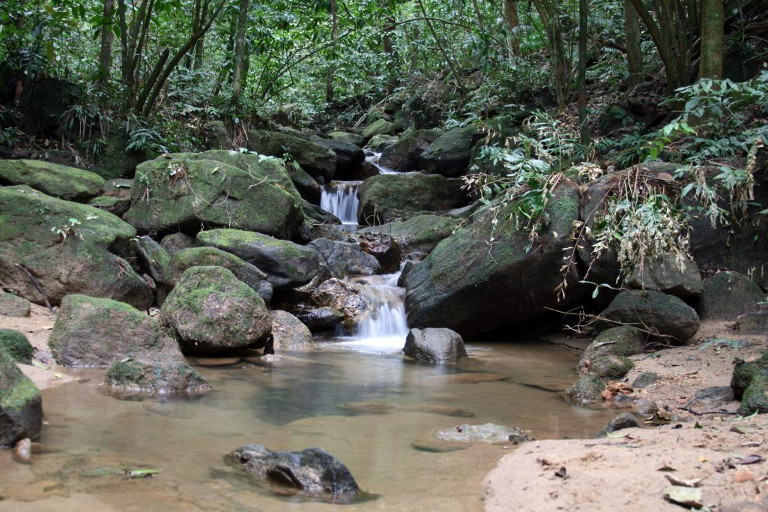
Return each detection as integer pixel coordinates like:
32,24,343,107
365,151,398,174
335,271,409,354
320,181,361,225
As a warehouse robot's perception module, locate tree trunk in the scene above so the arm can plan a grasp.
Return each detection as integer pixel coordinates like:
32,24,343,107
232,0,249,105
624,0,643,89
96,0,115,84
532,0,568,108
699,0,723,79
326,0,338,104
578,0,589,145
502,0,521,57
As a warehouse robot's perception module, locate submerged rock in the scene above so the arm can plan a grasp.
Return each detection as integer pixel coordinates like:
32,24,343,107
104,358,212,397
0,347,43,448
404,328,467,363
49,294,184,367
161,266,271,355
230,444,360,500
0,159,104,202
435,423,529,444
0,329,34,364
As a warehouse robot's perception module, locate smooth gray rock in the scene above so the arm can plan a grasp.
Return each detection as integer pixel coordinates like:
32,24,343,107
598,290,700,343
404,328,467,363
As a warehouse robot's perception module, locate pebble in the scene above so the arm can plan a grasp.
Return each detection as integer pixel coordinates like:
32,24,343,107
12,438,31,464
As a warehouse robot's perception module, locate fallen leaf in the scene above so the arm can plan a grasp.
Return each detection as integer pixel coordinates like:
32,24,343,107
665,474,701,487
554,467,567,479
657,465,677,472
736,454,765,465
734,469,755,483
664,485,703,508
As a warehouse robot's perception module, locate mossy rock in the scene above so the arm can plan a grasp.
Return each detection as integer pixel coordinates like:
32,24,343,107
578,326,645,372
91,128,148,180
328,131,366,147
0,292,31,317
359,214,461,257
732,351,768,401
357,173,467,225
379,136,430,172
363,119,396,140
168,247,273,303
404,181,584,338
633,372,661,388
597,290,700,343
49,294,184,367
367,134,398,152
0,329,34,364
418,126,484,177
160,266,271,355
565,374,606,404
160,232,197,255
739,375,768,415
196,229,319,289
246,130,336,183
104,358,212,398
0,347,43,447
88,195,131,217
124,155,304,239
0,186,152,309
590,355,634,380
0,159,105,202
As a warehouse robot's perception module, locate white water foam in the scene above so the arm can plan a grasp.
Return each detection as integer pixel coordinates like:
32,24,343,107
320,181,361,225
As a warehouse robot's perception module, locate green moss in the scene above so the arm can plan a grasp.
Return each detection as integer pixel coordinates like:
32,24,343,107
732,351,768,400
738,375,768,415
0,372,40,411
0,329,34,364
590,355,634,379
0,160,105,201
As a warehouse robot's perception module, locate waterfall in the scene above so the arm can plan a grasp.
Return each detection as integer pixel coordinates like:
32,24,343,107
334,271,410,353
320,181,361,225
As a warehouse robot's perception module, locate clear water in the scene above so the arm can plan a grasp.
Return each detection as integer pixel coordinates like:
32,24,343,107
0,342,617,512
320,182,361,225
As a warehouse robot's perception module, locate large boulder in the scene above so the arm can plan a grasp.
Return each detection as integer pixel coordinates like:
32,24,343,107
359,214,461,257
104,358,212,397
160,266,271,355
309,238,380,278
311,279,369,332
404,181,583,337
404,328,467,363
196,229,320,289
230,444,360,500
379,137,430,172
247,130,336,183
0,347,43,448
310,136,365,181
357,173,466,225
171,150,316,205
169,247,273,303
0,186,152,309
0,159,104,202
48,294,184,367
271,310,314,351
625,254,703,298
363,119,396,140
699,271,764,320
418,126,484,177
328,131,366,147
124,155,304,239
598,290,700,343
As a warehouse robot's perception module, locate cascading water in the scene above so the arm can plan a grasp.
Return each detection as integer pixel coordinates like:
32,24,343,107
320,181,361,225
333,270,410,354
